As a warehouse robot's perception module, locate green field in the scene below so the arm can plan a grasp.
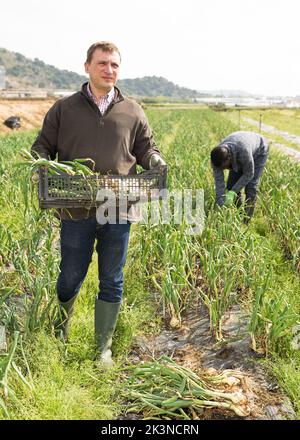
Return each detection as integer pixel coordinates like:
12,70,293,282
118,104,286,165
227,107,300,152
241,108,300,136
0,108,299,419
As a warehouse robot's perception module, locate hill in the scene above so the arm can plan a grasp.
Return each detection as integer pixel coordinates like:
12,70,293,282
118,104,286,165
117,76,203,99
0,48,204,99
0,48,87,90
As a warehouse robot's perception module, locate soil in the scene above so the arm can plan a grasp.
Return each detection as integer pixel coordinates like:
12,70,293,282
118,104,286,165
128,298,296,420
0,99,55,134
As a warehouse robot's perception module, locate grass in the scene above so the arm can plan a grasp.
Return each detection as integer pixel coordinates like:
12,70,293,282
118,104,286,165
7,331,117,420
226,108,300,152
0,108,300,419
242,108,300,137
266,352,300,415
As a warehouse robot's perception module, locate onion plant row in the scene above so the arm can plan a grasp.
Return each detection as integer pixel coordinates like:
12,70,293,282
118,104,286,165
140,109,300,354
0,109,299,418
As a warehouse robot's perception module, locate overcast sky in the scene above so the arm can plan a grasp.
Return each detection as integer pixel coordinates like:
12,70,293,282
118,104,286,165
1,0,300,96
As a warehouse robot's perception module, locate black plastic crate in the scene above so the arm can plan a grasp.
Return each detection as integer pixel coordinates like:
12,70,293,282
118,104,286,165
38,166,167,209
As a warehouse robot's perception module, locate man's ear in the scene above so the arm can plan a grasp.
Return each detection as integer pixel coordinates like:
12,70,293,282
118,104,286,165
84,62,89,74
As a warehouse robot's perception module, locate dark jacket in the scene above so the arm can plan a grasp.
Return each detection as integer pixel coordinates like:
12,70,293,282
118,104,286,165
212,131,269,205
31,83,160,219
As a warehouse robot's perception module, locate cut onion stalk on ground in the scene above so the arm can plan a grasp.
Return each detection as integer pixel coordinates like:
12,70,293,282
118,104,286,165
123,355,250,419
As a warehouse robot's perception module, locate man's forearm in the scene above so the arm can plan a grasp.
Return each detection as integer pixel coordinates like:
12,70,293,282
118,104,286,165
213,166,226,205
133,119,160,169
231,173,254,195
31,102,60,160
31,134,56,160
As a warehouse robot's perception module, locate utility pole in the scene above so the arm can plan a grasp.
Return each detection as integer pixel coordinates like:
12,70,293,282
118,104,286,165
259,113,262,133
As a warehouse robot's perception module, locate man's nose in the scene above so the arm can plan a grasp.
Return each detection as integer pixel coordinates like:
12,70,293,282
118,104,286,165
105,63,113,74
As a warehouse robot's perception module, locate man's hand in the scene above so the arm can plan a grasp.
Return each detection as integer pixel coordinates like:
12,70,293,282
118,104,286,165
31,171,39,184
224,190,237,206
31,167,46,184
149,154,166,169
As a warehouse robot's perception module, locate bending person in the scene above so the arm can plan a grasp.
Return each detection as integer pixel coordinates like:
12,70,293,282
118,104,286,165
210,131,269,222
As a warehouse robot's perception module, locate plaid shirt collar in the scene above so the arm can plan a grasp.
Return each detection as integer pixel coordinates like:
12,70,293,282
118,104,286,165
87,83,115,113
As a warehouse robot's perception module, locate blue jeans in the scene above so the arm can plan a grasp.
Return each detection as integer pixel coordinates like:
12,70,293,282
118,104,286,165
56,217,131,303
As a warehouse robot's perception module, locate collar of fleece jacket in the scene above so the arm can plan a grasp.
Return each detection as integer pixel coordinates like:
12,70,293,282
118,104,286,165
80,82,125,106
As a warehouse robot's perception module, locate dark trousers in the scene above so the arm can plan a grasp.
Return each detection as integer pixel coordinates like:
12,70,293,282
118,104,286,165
227,153,268,219
56,217,131,303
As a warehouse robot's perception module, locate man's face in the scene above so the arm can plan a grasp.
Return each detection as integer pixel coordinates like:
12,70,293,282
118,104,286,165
220,158,231,170
84,49,120,94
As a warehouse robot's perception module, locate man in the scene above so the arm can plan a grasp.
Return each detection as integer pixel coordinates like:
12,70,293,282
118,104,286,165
210,131,269,222
31,41,166,367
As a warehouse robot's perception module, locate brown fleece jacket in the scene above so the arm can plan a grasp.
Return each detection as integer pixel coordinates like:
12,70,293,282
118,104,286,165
31,83,160,220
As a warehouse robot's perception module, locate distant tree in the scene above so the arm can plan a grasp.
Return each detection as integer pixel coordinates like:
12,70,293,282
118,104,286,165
0,48,200,96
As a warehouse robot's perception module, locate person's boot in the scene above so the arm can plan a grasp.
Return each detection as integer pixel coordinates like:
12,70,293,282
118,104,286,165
94,298,121,368
244,199,256,224
54,295,77,341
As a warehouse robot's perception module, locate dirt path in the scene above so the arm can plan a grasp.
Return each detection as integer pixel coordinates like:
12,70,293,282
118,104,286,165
243,117,300,163
130,299,296,420
0,99,55,134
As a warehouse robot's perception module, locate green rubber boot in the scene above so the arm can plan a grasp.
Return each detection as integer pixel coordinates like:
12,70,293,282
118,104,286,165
95,298,121,368
54,295,77,341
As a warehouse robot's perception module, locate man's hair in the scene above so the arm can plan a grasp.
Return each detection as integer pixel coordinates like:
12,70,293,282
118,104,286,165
86,41,121,64
210,145,230,167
